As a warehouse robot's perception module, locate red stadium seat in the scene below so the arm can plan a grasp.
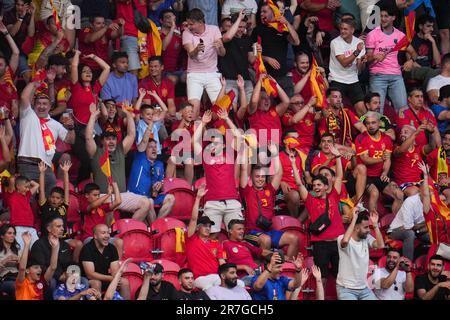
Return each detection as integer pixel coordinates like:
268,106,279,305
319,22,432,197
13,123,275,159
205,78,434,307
55,179,75,192
193,177,206,191
414,255,428,274
301,256,317,300
151,259,181,290
166,188,196,221
67,191,81,224
163,177,192,193
271,215,308,256
113,219,154,261
151,218,187,266
122,262,144,300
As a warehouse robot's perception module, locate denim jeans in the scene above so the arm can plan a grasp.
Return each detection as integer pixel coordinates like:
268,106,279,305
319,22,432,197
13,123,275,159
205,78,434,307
369,73,407,114
120,36,140,71
336,285,378,300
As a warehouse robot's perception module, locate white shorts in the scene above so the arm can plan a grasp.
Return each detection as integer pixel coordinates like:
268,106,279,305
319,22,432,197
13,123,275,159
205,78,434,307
187,72,222,102
203,199,243,233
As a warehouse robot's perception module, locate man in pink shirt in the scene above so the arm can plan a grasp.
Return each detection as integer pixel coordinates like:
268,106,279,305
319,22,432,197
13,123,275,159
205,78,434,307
182,8,226,119
365,5,409,114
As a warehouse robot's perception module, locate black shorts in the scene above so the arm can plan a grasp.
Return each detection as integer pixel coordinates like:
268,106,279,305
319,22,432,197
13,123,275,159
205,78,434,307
367,176,389,193
329,81,365,105
311,240,339,278
432,0,450,29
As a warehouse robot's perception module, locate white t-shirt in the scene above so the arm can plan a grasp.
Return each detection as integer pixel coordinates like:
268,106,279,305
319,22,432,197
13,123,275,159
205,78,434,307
205,285,252,300
329,36,365,83
427,74,450,92
337,233,376,289
373,267,407,300
222,0,258,16
18,105,68,167
388,193,425,232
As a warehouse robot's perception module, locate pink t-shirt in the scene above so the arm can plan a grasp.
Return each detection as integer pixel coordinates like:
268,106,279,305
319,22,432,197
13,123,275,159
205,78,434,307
365,27,405,75
182,25,222,73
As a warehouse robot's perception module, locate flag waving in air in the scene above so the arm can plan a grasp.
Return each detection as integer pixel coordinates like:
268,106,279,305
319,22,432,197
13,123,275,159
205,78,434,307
265,0,288,32
99,147,113,184
391,10,416,52
211,90,236,114
253,37,278,97
425,178,450,244
309,56,327,108
49,0,62,31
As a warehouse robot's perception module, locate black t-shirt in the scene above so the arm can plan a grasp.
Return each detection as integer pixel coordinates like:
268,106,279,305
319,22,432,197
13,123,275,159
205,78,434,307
219,35,253,80
136,280,180,300
411,35,434,67
79,239,119,277
414,274,450,300
177,290,211,300
252,24,289,77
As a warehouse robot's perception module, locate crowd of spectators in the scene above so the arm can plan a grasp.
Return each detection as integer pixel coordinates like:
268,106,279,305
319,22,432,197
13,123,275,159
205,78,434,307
0,0,450,301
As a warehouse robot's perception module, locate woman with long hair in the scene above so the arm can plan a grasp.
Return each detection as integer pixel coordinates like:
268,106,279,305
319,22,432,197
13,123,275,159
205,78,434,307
0,224,20,298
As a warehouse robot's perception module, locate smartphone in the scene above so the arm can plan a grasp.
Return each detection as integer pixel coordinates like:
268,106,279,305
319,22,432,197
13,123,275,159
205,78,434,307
199,38,204,52
275,249,285,264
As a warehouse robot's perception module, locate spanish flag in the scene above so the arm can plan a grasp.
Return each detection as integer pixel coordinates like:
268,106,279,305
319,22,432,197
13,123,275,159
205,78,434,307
391,11,416,52
265,0,288,32
211,90,236,114
137,19,162,80
99,147,113,184
49,0,62,31
213,118,228,135
309,56,327,108
253,37,278,97
425,178,450,244
3,68,17,92
283,136,308,169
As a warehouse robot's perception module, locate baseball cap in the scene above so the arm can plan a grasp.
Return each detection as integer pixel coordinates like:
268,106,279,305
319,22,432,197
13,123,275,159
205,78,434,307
197,216,215,226
66,265,81,275
439,85,450,101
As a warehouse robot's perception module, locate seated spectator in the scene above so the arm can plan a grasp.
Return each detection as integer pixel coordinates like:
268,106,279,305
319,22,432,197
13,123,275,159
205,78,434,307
0,224,20,298
430,85,450,136
251,252,303,300
409,14,441,68
337,209,384,300
53,265,99,300
360,92,396,141
16,231,58,300
79,224,130,300
127,139,175,218
136,262,179,300
247,74,290,146
205,263,251,300
86,107,155,224
415,254,450,300
186,185,226,290
373,248,414,300
427,54,450,105
177,268,210,300
292,52,328,101
8,175,40,251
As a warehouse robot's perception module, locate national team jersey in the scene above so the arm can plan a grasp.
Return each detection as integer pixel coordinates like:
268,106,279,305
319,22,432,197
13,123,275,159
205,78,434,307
355,132,393,177
392,145,425,185
310,151,350,175
282,110,316,151
248,107,282,145
186,233,226,278
240,184,276,231
279,151,303,189
398,108,437,148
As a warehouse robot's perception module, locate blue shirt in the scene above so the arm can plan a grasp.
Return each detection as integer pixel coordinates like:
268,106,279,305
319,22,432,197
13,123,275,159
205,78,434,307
100,72,138,103
430,104,449,135
136,119,163,154
250,275,292,300
148,0,176,27
128,151,165,197
53,283,89,300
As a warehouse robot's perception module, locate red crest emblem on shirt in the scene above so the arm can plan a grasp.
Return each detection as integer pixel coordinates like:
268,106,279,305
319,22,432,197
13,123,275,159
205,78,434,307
381,143,385,150
270,110,277,117
304,119,312,126
265,190,271,197
212,248,217,256
162,88,168,97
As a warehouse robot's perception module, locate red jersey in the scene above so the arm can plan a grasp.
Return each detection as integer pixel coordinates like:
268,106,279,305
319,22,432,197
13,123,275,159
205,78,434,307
248,107,282,145
139,77,175,106
186,233,226,278
116,0,147,37
398,107,437,147
427,148,450,184
310,151,350,174
279,151,303,189
223,239,262,278
308,0,335,32
0,67,18,111
282,110,316,151
78,27,113,70
159,29,185,72
79,198,110,241
9,191,34,227
318,108,360,145
240,184,276,231
355,132,393,177
69,81,102,125
305,188,345,242
392,145,424,185
203,154,240,202
291,68,312,102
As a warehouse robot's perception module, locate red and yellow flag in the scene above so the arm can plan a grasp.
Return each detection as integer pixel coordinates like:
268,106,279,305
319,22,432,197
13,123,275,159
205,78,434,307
138,19,162,79
392,11,416,52
309,56,327,108
99,147,113,184
253,37,278,97
3,67,17,92
265,0,288,32
49,0,62,31
425,178,450,244
211,90,236,114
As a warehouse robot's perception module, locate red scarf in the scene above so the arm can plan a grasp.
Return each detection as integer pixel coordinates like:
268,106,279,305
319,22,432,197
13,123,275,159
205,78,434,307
39,118,56,155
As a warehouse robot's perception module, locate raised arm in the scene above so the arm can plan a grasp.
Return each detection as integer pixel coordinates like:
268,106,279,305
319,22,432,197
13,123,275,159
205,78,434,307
249,75,263,115
109,182,122,211
253,253,281,291
294,70,311,95
188,185,207,237
20,80,41,110
17,232,32,283
340,207,359,248
0,21,20,73
71,50,81,84
35,30,64,70
60,160,72,205
291,151,308,201
393,125,424,156
104,258,131,300
274,78,290,116
147,90,168,121
222,10,246,43
44,237,60,282
0,126,11,172
290,97,316,125
83,54,111,86
85,106,99,158
269,144,283,190
370,211,384,249
38,162,47,205
121,108,136,154
193,111,211,156
419,161,431,213
329,145,343,193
